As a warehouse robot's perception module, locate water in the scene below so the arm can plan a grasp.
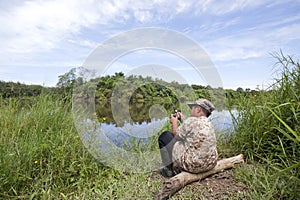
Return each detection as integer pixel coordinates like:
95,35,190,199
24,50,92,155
77,109,238,172
81,109,237,150
210,109,238,137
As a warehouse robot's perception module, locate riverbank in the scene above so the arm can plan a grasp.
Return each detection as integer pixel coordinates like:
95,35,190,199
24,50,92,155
1,53,299,199
0,94,298,199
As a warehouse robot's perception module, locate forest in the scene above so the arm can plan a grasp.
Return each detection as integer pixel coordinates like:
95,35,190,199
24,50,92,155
0,70,262,125
0,70,260,110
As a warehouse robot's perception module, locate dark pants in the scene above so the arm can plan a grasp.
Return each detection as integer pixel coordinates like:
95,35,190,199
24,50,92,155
158,131,177,169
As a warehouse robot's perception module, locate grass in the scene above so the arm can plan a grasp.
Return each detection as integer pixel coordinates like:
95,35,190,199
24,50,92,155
228,53,300,199
0,93,284,200
234,163,299,200
0,94,247,200
0,95,164,199
1,53,299,199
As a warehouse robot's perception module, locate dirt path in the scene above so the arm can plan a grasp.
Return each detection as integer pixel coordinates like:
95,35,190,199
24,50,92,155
177,170,249,199
151,169,249,199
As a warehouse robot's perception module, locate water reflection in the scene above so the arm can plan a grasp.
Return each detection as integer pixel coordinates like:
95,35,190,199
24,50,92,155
84,109,237,150
95,100,180,126
100,118,167,148
210,109,238,137
77,108,237,173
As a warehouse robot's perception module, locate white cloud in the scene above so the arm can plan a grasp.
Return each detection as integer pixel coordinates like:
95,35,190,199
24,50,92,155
0,0,297,57
0,0,274,55
267,23,300,42
0,0,197,57
0,0,299,89
175,0,193,13
206,37,266,61
133,10,153,23
0,0,128,67
194,0,284,16
68,39,99,49
201,13,300,62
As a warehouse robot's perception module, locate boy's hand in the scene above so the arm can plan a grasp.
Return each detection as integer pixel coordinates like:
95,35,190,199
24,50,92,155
170,114,178,124
176,112,184,123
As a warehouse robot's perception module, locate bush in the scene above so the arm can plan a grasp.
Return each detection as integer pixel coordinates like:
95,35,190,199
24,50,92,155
229,53,300,199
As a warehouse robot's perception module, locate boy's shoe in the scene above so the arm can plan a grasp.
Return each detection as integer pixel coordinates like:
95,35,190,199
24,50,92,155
173,166,182,175
159,167,175,178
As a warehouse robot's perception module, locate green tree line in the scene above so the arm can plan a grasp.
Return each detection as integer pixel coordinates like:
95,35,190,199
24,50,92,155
0,69,262,109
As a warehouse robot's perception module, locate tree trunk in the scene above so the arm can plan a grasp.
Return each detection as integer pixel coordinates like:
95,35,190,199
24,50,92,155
154,154,244,200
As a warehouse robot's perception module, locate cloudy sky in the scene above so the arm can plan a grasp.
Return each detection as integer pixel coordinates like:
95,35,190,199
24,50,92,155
0,0,300,89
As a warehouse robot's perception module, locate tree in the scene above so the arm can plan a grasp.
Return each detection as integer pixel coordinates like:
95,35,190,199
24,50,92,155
56,68,76,88
236,87,244,93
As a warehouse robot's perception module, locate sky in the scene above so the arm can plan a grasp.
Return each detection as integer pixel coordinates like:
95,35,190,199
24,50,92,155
0,0,300,90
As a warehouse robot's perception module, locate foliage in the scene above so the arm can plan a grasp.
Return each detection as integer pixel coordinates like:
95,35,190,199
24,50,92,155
0,81,45,98
91,72,254,124
0,95,163,199
3,57,298,198
0,68,257,112
229,53,300,199
235,164,299,200
0,96,160,198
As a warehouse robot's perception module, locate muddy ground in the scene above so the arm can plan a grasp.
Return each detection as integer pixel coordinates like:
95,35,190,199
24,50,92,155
151,169,249,199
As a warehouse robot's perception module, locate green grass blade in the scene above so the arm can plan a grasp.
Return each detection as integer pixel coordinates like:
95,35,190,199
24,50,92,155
266,107,300,142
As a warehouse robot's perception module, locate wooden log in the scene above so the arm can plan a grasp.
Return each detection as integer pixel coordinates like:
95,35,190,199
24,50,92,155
154,154,244,200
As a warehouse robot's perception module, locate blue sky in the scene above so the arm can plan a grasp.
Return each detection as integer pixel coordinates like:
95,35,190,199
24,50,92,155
0,0,300,89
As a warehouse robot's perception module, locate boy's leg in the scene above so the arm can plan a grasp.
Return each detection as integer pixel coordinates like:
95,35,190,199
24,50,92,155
158,131,177,177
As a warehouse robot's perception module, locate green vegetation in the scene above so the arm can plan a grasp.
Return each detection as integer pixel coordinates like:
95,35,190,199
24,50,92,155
0,53,299,199
0,95,162,199
229,53,300,199
0,81,45,98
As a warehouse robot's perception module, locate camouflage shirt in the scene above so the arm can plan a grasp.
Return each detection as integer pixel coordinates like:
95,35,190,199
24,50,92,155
172,116,218,173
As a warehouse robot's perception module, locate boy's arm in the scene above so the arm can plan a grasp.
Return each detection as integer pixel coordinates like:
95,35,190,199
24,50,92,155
170,112,185,140
170,114,179,137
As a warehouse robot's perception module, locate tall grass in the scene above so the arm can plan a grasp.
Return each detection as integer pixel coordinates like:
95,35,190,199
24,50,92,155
1,53,299,199
229,53,300,199
0,95,163,199
0,93,249,199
